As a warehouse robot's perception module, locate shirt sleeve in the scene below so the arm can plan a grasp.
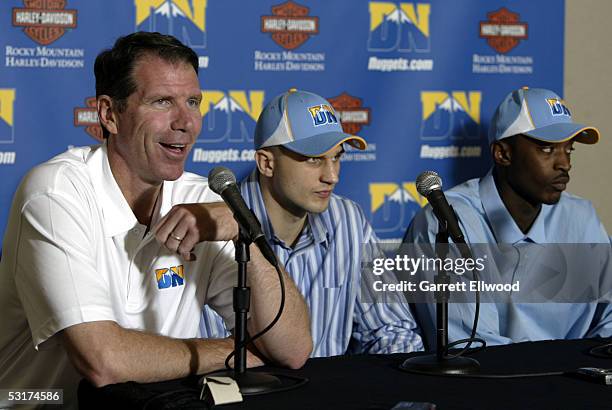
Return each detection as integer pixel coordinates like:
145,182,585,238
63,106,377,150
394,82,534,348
350,208,423,354
201,240,239,331
15,190,115,349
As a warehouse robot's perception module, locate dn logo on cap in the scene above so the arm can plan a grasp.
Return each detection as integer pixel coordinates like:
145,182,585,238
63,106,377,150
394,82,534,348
546,98,571,117
308,104,338,126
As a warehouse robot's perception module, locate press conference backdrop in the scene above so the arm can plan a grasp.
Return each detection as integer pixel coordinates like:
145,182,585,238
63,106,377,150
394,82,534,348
0,0,564,245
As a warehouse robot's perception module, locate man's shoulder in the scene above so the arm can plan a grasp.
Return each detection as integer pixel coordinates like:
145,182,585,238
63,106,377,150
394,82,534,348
557,191,598,213
445,177,483,209
407,177,486,241
20,145,98,198
419,177,484,220
552,191,606,238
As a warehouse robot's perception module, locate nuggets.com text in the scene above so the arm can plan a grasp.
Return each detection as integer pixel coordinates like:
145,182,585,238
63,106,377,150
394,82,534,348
192,148,256,163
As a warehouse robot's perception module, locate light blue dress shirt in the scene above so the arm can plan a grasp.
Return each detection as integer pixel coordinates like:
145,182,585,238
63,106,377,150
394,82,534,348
199,169,423,356
405,170,612,348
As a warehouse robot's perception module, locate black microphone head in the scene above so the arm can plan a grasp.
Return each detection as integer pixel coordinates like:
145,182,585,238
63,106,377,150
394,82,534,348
416,171,442,197
208,166,236,195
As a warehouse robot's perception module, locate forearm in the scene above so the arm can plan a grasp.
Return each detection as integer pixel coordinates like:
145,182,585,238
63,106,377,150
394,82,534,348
246,247,312,368
62,321,261,387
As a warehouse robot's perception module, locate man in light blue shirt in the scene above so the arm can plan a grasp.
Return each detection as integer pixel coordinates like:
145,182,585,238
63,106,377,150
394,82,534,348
406,87,611,348
200,89,423,356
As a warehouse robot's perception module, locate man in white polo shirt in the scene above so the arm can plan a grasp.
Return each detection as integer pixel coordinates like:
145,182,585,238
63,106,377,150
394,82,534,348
0,32,311,409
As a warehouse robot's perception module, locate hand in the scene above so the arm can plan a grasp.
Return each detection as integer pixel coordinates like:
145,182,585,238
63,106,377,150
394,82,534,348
153,202,238,260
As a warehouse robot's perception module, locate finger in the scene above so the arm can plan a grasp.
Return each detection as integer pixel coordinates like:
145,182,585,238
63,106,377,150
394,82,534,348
159,220,188,253
176,225,195,252
169,226,189,246
154,206,186,243
153,210,174,242
165,220,192,254
164,235,182,253
180,251,196,262
175,229,196,261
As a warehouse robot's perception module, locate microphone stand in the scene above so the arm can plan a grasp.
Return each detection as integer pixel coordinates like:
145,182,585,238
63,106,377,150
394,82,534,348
400,219,480,375
205,227,305,395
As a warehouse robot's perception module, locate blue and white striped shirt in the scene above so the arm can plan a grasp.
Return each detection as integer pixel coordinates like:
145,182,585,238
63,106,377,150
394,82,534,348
199,169,422,357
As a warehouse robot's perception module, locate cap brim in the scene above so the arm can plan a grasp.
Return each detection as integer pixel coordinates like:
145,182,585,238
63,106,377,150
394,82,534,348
282,132,367,157
523,123,600,144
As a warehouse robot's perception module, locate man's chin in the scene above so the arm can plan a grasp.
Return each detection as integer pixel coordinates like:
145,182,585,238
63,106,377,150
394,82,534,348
542,192,562,205
159,167,185,182
307,201,331,214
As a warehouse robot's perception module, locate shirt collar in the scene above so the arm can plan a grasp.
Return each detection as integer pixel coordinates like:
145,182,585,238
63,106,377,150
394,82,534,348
479,169,548,244
243,169,329,248
307,211,329,246
89,142,172,237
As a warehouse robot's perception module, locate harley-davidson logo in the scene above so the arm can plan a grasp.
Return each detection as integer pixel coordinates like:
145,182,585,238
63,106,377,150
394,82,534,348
479,7,527,54
74,97,102,142
328,93,371,135
12,0,77,46
261,1,318,50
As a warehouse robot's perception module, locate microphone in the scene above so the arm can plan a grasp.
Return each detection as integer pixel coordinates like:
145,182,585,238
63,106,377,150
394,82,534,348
208,166,278,266
416,171,465,244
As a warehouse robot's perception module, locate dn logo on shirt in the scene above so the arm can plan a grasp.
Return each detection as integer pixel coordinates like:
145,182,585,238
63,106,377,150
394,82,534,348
156,265,185,289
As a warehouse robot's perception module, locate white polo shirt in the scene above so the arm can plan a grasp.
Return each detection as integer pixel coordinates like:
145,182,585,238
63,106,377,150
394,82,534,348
0,144,236,408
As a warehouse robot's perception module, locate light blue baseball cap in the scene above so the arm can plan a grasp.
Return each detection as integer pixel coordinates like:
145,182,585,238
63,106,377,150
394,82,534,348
254,88,367,157
488,87,600,145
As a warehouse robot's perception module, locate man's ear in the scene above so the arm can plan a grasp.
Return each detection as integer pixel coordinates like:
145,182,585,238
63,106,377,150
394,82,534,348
255,149,275,177
491,140,512,166
97,95,118,136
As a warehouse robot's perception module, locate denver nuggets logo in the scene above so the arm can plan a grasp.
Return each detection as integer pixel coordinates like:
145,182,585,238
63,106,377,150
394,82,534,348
420,91,481,140
308,104,338,127
367,2,430,52
73,97,103,142
156,265,185,289
0,89,16,143
135,0,207,49
370,182,427,237
546,98,571,117
198,90,264,143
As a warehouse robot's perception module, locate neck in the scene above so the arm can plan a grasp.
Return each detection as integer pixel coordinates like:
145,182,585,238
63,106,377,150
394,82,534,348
108,145,161,226
493,169,541,234
259,175,307,248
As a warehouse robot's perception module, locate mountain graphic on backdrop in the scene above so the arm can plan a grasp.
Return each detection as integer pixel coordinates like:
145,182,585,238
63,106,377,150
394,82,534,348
155,1,186,18
138,1,205,48
371,187,422,239
421,96,479,139
368,8,428,51
387,188,418,204
202,96,255,143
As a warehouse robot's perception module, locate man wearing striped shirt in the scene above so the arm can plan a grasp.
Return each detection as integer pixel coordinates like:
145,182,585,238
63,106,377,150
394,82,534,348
200,89,423,356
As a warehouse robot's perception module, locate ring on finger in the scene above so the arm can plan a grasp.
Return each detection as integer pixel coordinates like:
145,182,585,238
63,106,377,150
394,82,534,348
171,234,183,242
